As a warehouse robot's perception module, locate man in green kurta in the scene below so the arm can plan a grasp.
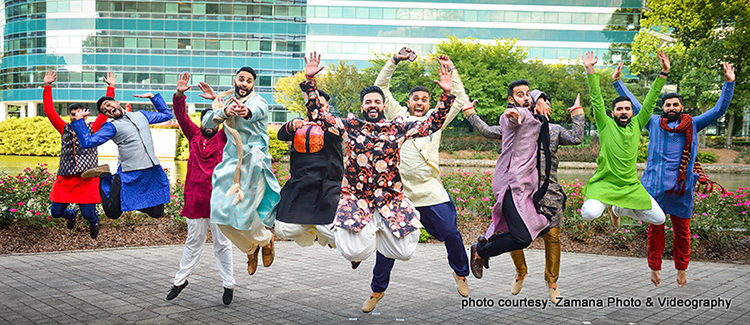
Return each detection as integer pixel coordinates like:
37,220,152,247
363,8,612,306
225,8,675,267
580,51,667,226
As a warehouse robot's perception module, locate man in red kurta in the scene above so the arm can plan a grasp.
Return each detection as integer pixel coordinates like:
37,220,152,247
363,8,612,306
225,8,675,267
166,72,235,305
42,70,113,239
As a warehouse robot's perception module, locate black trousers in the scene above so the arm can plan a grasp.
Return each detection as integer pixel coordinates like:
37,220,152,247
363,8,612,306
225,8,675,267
99,172,164,219
477,189,533,259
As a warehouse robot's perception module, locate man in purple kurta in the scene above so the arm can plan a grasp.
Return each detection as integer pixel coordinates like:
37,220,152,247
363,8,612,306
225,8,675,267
467,79,551,279
612,62,735,288
166,73,235,305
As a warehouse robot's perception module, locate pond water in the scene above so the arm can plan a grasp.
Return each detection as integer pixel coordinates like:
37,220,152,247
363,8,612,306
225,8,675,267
1,155,748,191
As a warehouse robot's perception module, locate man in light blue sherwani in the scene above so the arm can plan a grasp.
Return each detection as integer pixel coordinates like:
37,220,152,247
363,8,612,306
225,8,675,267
200,67,281,276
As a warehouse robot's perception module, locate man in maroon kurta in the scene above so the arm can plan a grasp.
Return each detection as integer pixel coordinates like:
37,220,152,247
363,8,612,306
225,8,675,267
166,72,236,305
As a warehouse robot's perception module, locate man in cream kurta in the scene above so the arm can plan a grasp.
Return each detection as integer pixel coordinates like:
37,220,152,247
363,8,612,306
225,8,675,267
374,49,469,297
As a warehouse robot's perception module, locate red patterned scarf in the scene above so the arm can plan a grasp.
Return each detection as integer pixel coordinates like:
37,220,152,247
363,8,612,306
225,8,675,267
659,114,693,195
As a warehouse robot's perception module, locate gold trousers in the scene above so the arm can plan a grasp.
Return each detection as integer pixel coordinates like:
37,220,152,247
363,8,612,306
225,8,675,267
509,227,560,283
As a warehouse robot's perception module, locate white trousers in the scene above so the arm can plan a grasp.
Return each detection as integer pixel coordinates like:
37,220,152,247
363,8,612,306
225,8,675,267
581,196,666,225
217,223,273,255
174,218,235,288
334,210,420,262
275,221,336,248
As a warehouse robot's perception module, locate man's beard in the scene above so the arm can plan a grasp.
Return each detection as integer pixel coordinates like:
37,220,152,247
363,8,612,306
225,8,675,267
235,85,253,98
614,114,631,127
513,99,530,108
201,128,218,138
363,111,385,123
662,111,682,123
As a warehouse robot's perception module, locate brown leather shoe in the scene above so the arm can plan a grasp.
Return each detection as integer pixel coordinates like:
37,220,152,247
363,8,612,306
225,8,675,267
470,243,484,279
477,236,490,269
247,246,259,275
362,292,384,313
261,239,275,267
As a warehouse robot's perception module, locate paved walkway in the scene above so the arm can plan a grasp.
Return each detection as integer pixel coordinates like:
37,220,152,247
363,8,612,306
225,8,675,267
1,242,748,324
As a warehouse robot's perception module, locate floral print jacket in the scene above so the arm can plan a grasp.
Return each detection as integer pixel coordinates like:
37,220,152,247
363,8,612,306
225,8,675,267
301,79,456,238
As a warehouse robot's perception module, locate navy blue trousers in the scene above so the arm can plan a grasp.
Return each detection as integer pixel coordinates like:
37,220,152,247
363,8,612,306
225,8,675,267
371,197,469,292
50,202,99,226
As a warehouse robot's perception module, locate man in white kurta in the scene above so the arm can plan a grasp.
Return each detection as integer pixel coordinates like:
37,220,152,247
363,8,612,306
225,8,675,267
201,67,281,276
374,49,470,297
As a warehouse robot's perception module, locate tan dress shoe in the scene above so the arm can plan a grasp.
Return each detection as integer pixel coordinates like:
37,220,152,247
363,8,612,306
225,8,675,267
262,239,275,267
548,286,561,304
453,272,469,297
511,277,524,295
247,246,259,275
362,292,384,313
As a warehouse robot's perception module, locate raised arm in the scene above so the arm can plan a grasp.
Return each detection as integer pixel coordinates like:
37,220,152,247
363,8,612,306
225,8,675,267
583,51,609,131
93,71,118,132
558,94,585,146
172,72,199,140
438,55,466,129
612,62,643,114
636,51,669,127
694,62,736,131
375,48,412,120
399,65,455,139
302,52,346,136
42,71,66,134
462,100,502,139
132,93,174,124
70,116,116,148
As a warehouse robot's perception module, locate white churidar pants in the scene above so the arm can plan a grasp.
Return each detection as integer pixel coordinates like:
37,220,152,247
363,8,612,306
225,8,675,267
173,218,236,289
581,195,666,225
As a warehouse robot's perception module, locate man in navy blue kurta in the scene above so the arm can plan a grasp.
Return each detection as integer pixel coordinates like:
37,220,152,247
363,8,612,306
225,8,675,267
612,62,735,288
71,92,173,219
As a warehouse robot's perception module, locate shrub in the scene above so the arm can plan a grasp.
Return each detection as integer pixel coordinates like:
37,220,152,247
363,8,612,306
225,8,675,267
267,128,288,162
736,147,750,164
696,151,719,164
558,136,599,162
0,117,62,156
443,169,495,221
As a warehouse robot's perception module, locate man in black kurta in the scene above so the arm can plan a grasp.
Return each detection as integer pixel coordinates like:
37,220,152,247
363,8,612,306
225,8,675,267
274,90,344,247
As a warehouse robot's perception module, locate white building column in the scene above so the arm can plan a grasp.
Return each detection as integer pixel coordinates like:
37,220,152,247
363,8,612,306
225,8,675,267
187,103,196,114
0,103,7,121
19,104,26,118
27,101,37,118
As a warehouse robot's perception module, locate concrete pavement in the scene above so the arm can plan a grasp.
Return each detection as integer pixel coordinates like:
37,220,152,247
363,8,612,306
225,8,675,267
1,242,748,324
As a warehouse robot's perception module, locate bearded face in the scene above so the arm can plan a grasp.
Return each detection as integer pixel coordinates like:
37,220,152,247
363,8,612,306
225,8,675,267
508,85,531,108
662,98,684,123
234,71,255,98
361,92,385,122
611,101,633,128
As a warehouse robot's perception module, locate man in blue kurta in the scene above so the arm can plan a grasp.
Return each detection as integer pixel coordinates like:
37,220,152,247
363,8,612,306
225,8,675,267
72,92,172,219
200,67,281,276
612,61,735,288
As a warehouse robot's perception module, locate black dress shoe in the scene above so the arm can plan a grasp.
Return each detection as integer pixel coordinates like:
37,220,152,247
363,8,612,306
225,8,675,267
166,280,188,300
477,236,490,269
89,223,99,240
66,217,76,230
223,287,233,305
351,261,361,270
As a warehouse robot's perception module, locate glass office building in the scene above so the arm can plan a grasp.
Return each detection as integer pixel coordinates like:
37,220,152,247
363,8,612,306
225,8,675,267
0,0,640,122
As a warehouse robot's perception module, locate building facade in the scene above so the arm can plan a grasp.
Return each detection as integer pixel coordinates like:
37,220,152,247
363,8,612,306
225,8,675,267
0,0,640,122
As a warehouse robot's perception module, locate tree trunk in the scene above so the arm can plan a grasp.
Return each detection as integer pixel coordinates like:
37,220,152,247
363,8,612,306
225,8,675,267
724,113,735,148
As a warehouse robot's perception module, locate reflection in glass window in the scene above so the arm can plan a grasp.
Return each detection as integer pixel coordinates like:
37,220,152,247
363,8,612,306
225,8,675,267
138,2,150,12
179,3,192,14
260,40,273,51
234,40,246,51
166,3,178,14
261,5,273,16
124,38,136,48
220,75,233,86
464,10,477,22
518,12,532,23
383,8,396,20
342,7,354,18
83,72,95,83
206,4,219,15
558,12,571,24
220,40,232,50
206,40,219,50
505,11,518,23
193,3,206,14
571,13,585,24
137,38,150,48
166,39,178,49
152,2,165,13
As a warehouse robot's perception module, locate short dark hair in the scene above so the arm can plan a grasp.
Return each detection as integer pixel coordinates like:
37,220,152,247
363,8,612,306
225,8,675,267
96,96,115,113
68,103,85,114
236,66,257,80
507,79,530,98
318,89,331,102
661,92,683,105
409,86,430,98
360,86,385,103
612,96,632,109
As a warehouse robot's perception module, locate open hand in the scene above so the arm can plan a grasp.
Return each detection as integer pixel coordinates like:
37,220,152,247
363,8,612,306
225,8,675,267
103,72,117,87
568,94,582,113
436,54,454,68
176,72,192,97
613,62,624,82
44,71,57,86
72,108,91,121
534,98,550,119
723,62,735,82
198,82,217,100
433,64,452,94
304,51,325,79
658,50,670,74
133,93,154,99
